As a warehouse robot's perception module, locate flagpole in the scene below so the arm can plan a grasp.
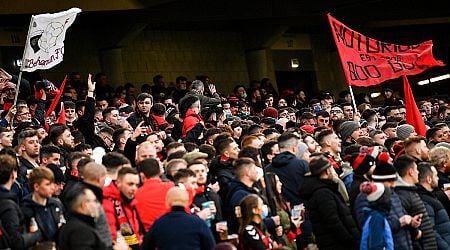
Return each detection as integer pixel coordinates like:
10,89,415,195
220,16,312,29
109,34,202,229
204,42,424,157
13,15,33,107
13,71,23,107
348,85,358,113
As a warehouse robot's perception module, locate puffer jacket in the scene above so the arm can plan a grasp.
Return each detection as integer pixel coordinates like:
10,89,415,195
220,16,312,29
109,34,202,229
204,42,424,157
354,189,413,250
395,178,437,250
417,184,450,250
299,176,360,250
266,151,309,206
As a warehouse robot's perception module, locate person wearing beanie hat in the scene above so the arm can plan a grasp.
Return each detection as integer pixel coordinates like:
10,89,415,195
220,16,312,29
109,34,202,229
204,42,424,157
359,181,394,250
339,121,361,141
263,107,278,119
46,163,66,196
339,121,362,154
354,159,416,250
348,153,376,207
372,161,398,182
299,155,360,249
396,124,416,141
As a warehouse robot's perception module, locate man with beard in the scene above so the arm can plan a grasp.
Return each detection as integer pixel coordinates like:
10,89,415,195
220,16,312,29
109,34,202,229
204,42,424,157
103,167,143,248
404,136,430,163
417,163,450,249
49,124,75,168
17,129,41,199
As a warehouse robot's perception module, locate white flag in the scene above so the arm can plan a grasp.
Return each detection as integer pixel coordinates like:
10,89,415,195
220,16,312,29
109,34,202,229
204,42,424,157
21,8,81,72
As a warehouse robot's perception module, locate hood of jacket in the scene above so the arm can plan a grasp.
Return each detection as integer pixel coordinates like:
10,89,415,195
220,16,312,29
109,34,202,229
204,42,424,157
103,182,138,207
0,187,17,202
298,176,338,200
271,151,296,168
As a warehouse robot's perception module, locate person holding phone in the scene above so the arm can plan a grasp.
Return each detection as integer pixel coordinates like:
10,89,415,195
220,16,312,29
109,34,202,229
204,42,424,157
266,172,303,249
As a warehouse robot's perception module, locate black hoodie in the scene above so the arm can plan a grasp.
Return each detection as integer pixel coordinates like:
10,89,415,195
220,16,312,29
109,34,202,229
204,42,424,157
266,151,309,205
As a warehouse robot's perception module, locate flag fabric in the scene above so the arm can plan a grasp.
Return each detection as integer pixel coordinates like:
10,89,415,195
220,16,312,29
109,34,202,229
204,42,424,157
56,102,66,125
21,8,81,72
327,14,445,87
403,75,427,136
46,75,67,117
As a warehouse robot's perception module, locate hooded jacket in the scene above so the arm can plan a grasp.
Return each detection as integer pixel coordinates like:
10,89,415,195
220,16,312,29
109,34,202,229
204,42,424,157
103,182,143,243
21,194,64,242
354,189,413,250
0,186,41,250
266,151,309,205
299,176,360,250
395,178,437,250
209,156,235,203
417,185,450,250
182,109,203,138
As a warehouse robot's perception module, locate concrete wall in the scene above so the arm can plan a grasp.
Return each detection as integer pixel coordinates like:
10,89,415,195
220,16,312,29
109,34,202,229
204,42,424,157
121,30,249,94
33,29,249,94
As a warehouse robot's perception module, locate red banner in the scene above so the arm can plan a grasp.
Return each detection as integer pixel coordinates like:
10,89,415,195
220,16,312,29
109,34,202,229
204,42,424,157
327,14,444,87
403,76,427,136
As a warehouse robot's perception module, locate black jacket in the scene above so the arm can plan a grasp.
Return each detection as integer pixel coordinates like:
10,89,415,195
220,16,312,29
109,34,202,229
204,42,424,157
209,156,235,203
21,194,65,242
299,176,360,250
59,212,107,250
0,187,41,250
349,174,370,209
266,151,309,206
395,180,437,250
417,185,450,250
74,97,95,146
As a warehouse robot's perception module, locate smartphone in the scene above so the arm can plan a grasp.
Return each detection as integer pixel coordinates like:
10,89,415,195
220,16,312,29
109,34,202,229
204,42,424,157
291,205,301,219
291,204,305,220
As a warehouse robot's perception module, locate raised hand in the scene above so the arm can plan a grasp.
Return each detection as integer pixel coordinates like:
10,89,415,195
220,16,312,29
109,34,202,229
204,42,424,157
87,74,95,92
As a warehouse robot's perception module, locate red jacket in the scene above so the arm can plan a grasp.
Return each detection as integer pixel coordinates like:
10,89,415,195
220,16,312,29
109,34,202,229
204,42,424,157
102,182,142,243
135,178,174,231
182,109,202,138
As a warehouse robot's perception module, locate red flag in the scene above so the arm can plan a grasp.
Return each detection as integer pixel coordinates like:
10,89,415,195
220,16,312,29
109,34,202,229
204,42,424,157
403,75,427,136
56,103,66,125
327,14,445,87
46,75,67,117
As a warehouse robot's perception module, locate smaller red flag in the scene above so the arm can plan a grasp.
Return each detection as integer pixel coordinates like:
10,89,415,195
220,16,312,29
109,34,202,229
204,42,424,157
46,75,67,117
56,103,66,125
403,75,427,136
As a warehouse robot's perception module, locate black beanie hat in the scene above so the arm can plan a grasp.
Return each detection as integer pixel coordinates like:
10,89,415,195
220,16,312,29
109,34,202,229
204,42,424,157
46,163,66,183
372,160,398,182
350,153,376,175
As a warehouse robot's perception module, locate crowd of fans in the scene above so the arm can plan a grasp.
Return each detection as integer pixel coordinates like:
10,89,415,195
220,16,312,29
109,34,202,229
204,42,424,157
1,68,450,250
